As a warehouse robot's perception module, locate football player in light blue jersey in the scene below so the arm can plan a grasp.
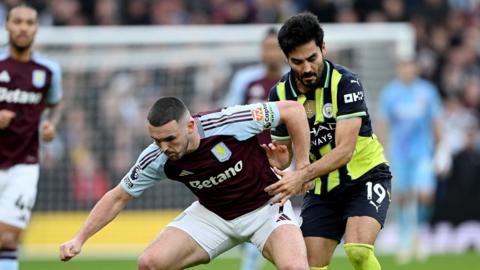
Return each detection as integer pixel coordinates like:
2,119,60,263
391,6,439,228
379,59,443,263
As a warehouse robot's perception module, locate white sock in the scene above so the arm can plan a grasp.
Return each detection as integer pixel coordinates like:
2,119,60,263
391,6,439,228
0,248,18,270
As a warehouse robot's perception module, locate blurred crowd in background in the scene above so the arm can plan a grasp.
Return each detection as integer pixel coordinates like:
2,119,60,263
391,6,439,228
0,0,479,219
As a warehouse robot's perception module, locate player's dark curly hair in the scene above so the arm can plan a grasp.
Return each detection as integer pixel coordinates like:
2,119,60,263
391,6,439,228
278,12,324,56
148,97,190,127
6,2,37,22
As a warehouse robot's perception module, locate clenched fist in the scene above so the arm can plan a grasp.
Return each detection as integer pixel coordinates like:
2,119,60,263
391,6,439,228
59,238,82,262
0,110,15,129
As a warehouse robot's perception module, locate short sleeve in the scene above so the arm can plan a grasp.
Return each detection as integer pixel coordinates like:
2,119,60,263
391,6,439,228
120,144,168,197
336,75,368,121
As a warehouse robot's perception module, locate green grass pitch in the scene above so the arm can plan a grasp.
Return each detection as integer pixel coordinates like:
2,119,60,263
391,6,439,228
21,252,479,270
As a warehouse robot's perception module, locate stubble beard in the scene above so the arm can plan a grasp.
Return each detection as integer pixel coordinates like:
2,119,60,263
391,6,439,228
10,37,33,54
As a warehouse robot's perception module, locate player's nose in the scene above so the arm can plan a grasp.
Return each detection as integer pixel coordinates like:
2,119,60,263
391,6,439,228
158,142,169,152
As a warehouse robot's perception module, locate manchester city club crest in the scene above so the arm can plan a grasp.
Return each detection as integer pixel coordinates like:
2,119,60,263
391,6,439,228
211,142,232,162
32,70,46,88
322,103,334,118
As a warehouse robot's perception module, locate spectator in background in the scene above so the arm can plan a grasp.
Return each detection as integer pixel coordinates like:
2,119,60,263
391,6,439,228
121,0,151,25
93,0,119,25
378,59,443,263
70,147,109,207
306,0,338,23
150,0,187,25
224,27,286,270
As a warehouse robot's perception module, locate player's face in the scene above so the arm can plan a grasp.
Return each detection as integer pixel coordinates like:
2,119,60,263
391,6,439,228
287,40,326,90
262,35,284,70
148,119,192,161
6,7,38,52
397,60,418,84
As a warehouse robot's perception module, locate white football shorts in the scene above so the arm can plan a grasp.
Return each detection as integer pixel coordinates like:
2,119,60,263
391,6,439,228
168,200,299,259
0,164,39,229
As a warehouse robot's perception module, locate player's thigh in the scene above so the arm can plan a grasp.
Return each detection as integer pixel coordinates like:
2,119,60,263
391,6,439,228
140,227,210,269
248,201,301,252
167,201,237,260
0,222,22,248
258,202,307,269
263,224,308,269
304,236,338,267
344,177,391,244
301,192,346,241
0,164,39,230
390,159,413,199
344,216,381,244
413,157,436,195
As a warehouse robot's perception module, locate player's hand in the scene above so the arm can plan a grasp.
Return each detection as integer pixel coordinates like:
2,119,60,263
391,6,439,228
261,142,290,169
0,110,16,129
41,120,56,142
59,238,82,261
301,180,315,194
265,167,305,205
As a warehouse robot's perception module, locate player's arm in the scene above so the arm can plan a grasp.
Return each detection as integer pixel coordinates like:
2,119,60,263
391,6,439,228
41,102,63,142
42,62,63,142
260,139,292,170
302,117,361,180
59,184,132,261
263,85,295,170
275,100,310,169
300,75,366,181
264,101,312,205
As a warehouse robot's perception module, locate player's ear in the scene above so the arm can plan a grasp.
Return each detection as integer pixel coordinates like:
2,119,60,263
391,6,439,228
321,42,326,57
186,117,195,133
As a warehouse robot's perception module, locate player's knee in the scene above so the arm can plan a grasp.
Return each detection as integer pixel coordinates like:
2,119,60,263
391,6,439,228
0,231,20,249
138,253,168,270
344,243,372,265
276,257,309,270
308,253,332,267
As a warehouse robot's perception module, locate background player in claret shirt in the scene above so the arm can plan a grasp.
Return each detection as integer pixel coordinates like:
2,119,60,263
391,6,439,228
0,4,62,270
224,27,286,107
266,12,392,270
59,97,312,270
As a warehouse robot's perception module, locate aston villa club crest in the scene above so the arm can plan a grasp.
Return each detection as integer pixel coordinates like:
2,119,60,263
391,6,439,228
211,142,232,162
32,70,46,88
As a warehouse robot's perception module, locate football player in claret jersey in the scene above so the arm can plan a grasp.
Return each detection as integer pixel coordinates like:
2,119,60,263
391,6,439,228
0,4,62,270
265,12,392,270
60,97,312,270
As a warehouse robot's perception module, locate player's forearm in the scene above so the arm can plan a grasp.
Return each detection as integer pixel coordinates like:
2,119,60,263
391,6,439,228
281,103,310,169
433,119,442,147
45,102,63,126
301,147,353,181
75,186,131,244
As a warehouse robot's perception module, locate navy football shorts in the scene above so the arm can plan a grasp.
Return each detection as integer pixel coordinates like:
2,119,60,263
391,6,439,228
300,164,392,242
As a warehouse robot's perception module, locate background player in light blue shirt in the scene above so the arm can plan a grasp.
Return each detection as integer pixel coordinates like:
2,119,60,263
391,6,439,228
379,59,442,263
